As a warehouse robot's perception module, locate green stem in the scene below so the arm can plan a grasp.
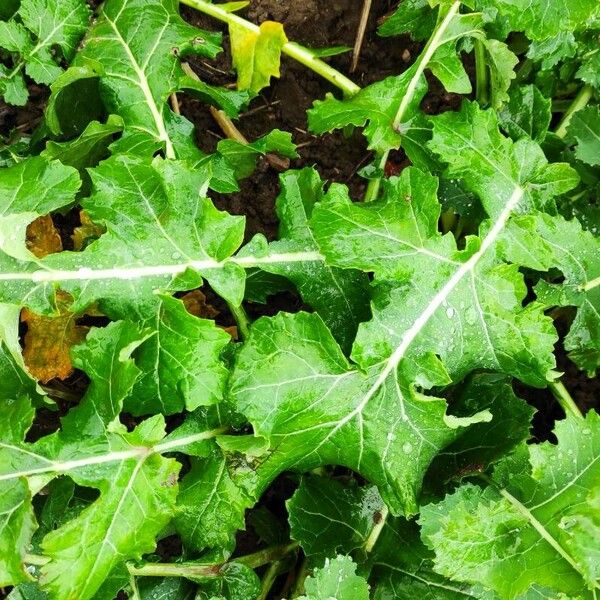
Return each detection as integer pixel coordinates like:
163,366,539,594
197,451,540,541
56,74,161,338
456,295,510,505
127,542,299,579
227,301,251,339
290,558,310,598
548,381,583,420
129,574,142,600
555,84,593,138
257,559,287,600
363,505,389,553
236,541,299,569
179,0,360,96
362,0,462,201
474,39,488,106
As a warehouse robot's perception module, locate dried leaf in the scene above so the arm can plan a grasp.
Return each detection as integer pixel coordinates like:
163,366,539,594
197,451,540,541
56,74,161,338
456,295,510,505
26,215,62,258
21,291,88,383
181,289,219,319
71,210,105,251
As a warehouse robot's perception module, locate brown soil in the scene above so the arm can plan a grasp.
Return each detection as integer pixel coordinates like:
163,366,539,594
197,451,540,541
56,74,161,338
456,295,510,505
180,0,418,241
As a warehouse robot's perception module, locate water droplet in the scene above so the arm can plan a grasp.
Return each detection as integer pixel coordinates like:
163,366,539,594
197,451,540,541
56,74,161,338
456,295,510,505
171,251,182,260
446,307,455,318
582,428,591,435
402,442,413,454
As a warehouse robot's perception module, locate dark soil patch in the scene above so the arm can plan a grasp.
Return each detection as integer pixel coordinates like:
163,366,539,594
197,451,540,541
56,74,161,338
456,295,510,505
180,0,420,241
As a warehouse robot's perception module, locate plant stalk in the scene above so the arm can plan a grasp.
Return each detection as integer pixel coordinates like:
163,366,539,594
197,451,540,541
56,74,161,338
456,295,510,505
548,380,583,420
179,0,360,95
474,38,488,106
555,84,593,138
127,542,299,578
363,0,462,201
227,301,251,340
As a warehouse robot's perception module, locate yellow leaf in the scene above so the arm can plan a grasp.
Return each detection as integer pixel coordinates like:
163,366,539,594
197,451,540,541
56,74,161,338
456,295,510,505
230,20,288,93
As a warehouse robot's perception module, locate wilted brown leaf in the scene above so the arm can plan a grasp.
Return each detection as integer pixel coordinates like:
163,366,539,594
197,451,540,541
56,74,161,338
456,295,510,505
181,290,238,340
72,210,106,251
181,290,219,319
21,292,89,383
26,215,62,258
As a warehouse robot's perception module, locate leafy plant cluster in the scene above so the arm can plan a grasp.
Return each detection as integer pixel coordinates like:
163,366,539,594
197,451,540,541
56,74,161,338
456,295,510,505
0,0,599,599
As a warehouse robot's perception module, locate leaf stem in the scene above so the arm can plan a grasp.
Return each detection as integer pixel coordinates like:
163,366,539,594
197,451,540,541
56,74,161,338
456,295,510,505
257,559,290,600
179,0,360,95
290,557,310,598
227,301,251,339
363,504,389,553
126,542,299,578
555,84,593,139
548,380,583,420
474,39,488,106
363,0,462,201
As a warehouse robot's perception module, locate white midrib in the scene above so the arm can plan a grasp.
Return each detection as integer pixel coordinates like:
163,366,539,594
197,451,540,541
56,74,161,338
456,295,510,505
0,251,324,282
0,427,226,482
338,184,524,428
103,12,175,159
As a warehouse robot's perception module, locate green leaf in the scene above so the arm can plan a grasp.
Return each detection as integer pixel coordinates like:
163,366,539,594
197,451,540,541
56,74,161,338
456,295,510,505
420,412,600,599
378,0,437,41
477,0,600,40
40,417,181,600
41,115,124,172
62,321,146,436
253,168,371,353
308,12,488,152
499,213,600,375
230,20,288,94
428,101,580,216
44,64,106,139
52,0,247,158
231,310,490,517
426,373,535,490
0,385,37,586
298,555,370,600
567,106,600,167
137,578,195,600
195,562,261,600
0,156,80,263
499,84,552,142
0,0,90,105
232,122,574,515
287,476,384,558
483,38,518,108
0,156,246,316
308,69,427,153
175,448,253,554
369,517,489,599
128,295,230,415
312,167,558,387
